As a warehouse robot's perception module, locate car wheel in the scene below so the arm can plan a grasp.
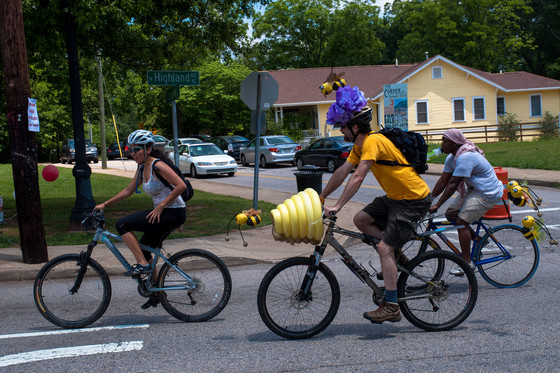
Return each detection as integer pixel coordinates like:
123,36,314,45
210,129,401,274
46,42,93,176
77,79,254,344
260,155,268,168
93,158,99,164
295,157,305,170
227,172,235,177
61,158,67,164
240,154,248,167
67,159,72,165
190,164,199,178
327,159,336,173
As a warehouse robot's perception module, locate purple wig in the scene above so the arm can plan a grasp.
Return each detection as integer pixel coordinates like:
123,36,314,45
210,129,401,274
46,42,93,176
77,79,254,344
326,86,367,125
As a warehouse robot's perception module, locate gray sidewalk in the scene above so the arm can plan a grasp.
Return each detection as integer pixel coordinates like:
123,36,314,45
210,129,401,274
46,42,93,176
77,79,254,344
1,163,559,281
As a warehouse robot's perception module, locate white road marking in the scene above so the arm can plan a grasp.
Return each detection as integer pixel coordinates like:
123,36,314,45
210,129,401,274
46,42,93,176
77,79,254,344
0,324,149,340
0,341,143,367
510,207,560,214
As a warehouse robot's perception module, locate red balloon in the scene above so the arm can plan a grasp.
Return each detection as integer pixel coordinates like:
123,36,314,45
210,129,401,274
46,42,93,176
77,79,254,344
42,165,59,182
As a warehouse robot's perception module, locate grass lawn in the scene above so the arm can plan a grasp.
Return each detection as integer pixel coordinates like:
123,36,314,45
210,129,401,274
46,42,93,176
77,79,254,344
0,165,276,248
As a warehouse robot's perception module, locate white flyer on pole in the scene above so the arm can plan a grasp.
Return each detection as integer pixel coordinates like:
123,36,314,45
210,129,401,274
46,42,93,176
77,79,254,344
28,98,40,132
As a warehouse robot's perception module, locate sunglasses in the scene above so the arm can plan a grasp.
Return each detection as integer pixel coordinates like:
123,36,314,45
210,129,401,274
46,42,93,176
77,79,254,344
130,146,144,154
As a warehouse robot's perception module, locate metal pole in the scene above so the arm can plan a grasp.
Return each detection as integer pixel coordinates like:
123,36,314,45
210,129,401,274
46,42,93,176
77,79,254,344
172,100,179,167
253,73,262,210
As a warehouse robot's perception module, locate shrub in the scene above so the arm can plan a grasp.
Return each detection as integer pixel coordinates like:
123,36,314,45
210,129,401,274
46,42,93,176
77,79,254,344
498,112,520,141
539,111,559,139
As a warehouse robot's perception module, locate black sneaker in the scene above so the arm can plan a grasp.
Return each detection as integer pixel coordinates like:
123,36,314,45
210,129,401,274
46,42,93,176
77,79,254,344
123,264,152,276
141,294,160,309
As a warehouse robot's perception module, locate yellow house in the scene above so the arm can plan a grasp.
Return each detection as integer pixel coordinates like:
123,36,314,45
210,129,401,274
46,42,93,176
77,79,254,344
267,55,560,142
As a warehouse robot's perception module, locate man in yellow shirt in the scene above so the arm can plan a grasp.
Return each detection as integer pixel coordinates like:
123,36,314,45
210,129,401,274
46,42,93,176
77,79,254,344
320,85,432,324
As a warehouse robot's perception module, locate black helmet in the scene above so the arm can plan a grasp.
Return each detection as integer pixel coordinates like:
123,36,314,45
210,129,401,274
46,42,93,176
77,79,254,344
346,106,372,133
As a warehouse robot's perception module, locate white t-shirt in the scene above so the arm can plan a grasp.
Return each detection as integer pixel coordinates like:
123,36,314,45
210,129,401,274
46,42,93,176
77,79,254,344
443,152,503,202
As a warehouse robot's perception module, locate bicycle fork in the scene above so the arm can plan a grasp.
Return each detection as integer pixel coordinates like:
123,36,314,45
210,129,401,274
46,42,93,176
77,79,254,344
70,240,97,294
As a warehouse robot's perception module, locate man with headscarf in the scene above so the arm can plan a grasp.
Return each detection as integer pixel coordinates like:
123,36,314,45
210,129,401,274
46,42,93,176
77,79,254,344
429,129,503,275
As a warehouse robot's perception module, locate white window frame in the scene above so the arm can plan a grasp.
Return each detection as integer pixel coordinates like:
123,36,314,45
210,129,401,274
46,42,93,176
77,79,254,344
472,96,486,121
432,66,443,79
452,98,465,122
415,100,429,124
496,96,506,116
530,94,542,117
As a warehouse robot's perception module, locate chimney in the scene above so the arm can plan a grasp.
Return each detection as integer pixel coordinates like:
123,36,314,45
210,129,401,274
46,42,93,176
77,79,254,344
395,58,399,67
425,51,429,60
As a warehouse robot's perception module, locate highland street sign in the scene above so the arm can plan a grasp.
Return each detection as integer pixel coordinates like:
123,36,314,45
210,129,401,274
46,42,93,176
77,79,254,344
147,71,199,86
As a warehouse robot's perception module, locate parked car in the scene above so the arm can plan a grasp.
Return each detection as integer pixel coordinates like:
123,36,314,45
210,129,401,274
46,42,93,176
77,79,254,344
212,135,250,161
60,138,99,164
239,135,301,168
164,137,202,154
169,143,238,178
191,134,213,142
153,134,169,153
106,142,131,159
293,136,353,173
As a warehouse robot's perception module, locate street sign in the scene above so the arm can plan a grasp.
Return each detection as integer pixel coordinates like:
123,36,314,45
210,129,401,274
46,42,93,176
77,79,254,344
147,71,199,86
166,85,180,103
240,72,278,111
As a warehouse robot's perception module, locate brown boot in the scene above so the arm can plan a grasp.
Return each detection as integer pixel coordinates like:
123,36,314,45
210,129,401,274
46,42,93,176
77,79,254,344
363,302,402,323
376,252,409,280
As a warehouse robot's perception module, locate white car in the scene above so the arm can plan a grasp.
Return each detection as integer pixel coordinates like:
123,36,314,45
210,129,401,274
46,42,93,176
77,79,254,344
169,143,238,178
164,137,202,154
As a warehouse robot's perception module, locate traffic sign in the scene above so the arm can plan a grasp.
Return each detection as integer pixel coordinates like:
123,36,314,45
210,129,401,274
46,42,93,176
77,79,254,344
166,85,180,103
147,71,199,86
240,72,278,111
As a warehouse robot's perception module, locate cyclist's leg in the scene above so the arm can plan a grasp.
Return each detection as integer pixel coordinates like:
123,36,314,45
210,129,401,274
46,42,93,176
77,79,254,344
117,210,154,267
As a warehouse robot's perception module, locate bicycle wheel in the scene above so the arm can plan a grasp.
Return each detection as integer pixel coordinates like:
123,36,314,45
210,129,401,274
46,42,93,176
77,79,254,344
475,224,539,288
400,235,441,259
257,257,341,340
398,250,478,332
33,254,112,328
158,249,232,322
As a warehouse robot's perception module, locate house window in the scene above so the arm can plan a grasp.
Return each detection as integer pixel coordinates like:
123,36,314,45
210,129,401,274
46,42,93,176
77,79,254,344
432,66,443,79
530,94,542,117
497,96,505,116
415,100,429,124
473,97,486,120
452,98,465,122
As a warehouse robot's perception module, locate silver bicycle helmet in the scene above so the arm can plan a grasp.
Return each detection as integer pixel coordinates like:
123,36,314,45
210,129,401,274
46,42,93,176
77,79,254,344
128,130,155,145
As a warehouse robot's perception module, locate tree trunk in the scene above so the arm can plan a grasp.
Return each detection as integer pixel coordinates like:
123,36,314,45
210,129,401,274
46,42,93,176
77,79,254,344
0,0,48,263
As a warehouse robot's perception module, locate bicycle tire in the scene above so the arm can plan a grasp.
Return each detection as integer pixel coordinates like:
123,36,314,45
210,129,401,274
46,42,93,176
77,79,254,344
33,254,112,328
475,224,539,288
398,250,478,332
158,249,232,322
257,257,341,340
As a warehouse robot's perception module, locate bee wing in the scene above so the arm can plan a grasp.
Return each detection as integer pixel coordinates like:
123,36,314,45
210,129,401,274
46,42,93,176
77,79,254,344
336,71,345,79
324,72,337,83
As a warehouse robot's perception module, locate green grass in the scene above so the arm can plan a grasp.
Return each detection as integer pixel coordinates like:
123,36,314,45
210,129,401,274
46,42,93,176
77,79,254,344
427,138,560,171
0,165,276,248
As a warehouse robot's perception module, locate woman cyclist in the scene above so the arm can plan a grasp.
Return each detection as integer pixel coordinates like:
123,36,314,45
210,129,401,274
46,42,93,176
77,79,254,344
94,129,187,308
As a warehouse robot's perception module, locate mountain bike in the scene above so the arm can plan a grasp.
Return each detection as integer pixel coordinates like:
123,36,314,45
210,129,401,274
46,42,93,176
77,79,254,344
412,216,540,288
33,211,232,328
257,214,478,339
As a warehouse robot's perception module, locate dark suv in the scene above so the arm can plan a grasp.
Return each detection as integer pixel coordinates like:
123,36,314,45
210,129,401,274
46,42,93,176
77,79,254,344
60,139,99,164
212,135,249,161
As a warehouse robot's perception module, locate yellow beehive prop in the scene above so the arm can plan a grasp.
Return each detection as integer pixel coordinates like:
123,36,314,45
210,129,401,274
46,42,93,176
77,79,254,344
270,188,324,244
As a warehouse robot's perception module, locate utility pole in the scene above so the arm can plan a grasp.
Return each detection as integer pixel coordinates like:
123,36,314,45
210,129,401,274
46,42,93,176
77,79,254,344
97,53,107,169
0,0,48,263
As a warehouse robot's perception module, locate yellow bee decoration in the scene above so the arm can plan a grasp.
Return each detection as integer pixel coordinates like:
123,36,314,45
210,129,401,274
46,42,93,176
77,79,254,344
226,208,262,246
320,71,346,96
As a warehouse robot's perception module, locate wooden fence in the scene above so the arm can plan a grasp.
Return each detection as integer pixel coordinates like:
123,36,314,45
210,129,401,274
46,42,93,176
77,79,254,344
416,121,560,143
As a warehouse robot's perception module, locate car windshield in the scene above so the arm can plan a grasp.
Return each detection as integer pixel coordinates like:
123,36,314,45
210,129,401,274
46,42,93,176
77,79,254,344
189,144,224,157
267,136,294,145
68,140,94,147
228,136,249,142
333,138,352,147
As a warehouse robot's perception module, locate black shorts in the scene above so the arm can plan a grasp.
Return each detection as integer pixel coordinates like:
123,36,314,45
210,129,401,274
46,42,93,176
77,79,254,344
362,194,433,249
116,208,186,261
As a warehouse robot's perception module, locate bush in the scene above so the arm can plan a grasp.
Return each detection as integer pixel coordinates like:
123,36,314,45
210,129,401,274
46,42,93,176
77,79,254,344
498,112,520,141
539,111,559,139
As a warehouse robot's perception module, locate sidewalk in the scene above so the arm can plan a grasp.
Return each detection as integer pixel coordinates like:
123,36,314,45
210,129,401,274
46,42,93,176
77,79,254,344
1,163,559,281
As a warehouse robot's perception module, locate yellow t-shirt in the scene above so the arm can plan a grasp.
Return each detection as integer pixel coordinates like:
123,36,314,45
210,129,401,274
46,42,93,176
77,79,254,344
347,133,430,200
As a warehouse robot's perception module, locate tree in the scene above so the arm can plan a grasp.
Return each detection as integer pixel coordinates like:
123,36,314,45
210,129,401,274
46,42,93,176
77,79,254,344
0,0,48,263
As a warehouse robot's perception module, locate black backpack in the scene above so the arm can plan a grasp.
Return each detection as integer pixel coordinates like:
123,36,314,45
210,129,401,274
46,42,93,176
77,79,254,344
375,127,429,174
140,158,194,202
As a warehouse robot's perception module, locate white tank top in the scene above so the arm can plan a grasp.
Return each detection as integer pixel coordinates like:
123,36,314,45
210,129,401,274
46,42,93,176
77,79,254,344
143,159,185,208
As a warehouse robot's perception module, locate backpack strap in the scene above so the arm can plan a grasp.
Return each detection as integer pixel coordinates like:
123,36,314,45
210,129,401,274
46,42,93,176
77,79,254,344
151,159,174,192
135,164,143,194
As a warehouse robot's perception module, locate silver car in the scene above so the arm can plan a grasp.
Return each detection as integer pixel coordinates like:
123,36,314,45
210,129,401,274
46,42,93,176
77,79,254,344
169,143,238,178
240,135,301,168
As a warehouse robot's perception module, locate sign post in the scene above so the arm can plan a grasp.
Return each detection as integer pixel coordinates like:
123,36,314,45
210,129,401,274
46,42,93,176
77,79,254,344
148,71,199,167
240,72,279,209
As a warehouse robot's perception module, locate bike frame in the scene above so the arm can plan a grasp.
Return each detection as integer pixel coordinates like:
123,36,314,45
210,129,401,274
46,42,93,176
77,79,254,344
300,217,437,303
418,218,513,267
71,224,197,294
